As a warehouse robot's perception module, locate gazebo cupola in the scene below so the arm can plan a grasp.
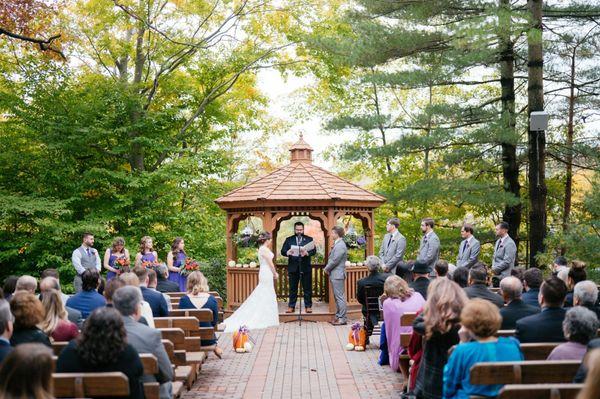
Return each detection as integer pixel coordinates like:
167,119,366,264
289,133,313,163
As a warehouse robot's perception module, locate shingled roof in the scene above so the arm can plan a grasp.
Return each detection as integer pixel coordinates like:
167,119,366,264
215,135,386,206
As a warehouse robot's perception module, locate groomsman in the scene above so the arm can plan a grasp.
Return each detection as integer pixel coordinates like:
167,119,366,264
379,217,407,276
416,218,440,275
456,223,480,269
492,221,517,278
324,226,348,326
71,233,101,293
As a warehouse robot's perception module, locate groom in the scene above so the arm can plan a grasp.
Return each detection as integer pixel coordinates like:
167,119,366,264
281,222,317,313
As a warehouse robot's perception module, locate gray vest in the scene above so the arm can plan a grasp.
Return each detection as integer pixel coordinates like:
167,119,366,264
78,246,98,271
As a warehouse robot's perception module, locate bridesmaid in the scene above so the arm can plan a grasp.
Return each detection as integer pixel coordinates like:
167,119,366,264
167,237,187,292
135,236,158,268
103,237,130,281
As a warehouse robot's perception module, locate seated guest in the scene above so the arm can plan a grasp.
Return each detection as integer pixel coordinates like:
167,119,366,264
409,261,431,300
133,266,168,317
39,289,79,342
443,299,523,399
547,306,599,361
464,264,504,308
66,268,106,318
119,272,155,327
104,278,125,306
179,271,223,358
521,267,543,308
552,255,569,276
9,292,51,347
56,307,144,399
155,263,180,293
565,261,587,307
0,300,14,363
356,256,391,333
578,348,600,399
0,343,53,399
573,339,600,383
14,275,37,294
147,268,172,311
113,286,173,399
40,268,69,303
516,276,568,343
499,276,539,330
574,280,600,319
2,276,18,301
39,277,82,326
434,260,449,278
413,278,467,399
451,267,469,288
382,275,425,383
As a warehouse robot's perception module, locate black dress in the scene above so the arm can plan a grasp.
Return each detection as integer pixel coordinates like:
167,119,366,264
56,341,144,399
10,327,52,348
413,314,460,399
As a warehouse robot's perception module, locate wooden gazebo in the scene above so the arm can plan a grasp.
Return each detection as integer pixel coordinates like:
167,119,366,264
215,135,386,315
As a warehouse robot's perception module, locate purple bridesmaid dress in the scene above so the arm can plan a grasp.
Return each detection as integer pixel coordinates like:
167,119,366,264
170,251,187,292
107,251,126,281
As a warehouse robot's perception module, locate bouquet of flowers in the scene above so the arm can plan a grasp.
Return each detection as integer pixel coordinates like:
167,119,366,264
114,257,131,274
233,325,255,353
180,258,200,276
141,260,161,274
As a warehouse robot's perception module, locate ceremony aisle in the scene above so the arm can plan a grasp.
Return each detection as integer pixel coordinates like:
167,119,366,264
187,322,400,399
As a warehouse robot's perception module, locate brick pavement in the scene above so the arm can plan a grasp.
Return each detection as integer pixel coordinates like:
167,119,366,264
188,322,401,399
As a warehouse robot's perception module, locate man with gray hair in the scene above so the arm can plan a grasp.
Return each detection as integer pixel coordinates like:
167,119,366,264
15,275,37,294
499,276,539,329
0,299,14,363
356,256,391,334
574,280,600,319
113,286,173,399
155,263,179,293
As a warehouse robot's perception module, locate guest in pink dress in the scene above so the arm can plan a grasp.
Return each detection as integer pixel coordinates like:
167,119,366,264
40,289,79,342
383,275,425,381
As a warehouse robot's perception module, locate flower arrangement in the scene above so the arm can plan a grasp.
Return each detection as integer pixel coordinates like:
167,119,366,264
141,260,160,269
115,257,131,274
233,325,255,353
343,230,366,249
180,258,201,276
232,231,261,248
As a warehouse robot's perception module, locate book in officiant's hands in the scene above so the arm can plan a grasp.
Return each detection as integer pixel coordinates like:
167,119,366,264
289,240,315,257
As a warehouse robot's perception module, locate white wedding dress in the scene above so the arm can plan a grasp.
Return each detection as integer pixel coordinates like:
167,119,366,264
224,245,279,333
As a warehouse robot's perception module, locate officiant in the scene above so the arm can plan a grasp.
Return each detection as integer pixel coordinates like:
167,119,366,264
281,221,317,313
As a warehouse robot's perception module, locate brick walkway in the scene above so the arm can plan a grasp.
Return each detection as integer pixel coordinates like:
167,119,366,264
186,322,402,399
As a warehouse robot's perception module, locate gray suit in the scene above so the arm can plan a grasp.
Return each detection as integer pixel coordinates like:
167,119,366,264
492,235,517,278
325,239,348,322
417,231,440,273
123,317,173,399
456,237,480,269
379,231,406,275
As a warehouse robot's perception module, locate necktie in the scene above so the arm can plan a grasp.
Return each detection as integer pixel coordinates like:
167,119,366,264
86,248,91,257
462,240,467,253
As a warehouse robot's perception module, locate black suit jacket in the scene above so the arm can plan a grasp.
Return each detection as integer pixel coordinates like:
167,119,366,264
410,277,430,300
499,299,540,330
356,271,391,312
0,339,13,364
156,278,180,293
515,307,567,343
280,235,316,274
140,286,169,317
464,283,505,308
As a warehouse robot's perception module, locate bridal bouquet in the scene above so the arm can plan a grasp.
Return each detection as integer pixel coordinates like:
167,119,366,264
180,258,200,276
345,322,367,351
233,325,255,353
114,257,130,274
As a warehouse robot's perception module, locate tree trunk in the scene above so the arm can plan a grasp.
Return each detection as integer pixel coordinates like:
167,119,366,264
129,19,146,172
562,46,576,254
498,0,522,247
527,0,547,267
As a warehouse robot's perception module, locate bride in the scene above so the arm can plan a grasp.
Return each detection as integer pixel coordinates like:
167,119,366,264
224,232,280,333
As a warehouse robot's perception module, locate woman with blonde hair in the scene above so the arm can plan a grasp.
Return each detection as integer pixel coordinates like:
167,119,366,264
104,237,130,281
443,299,523,398
40,289,78,342
134,236,158,268
382,275,425,383
178,271,222,358
412,278,467,399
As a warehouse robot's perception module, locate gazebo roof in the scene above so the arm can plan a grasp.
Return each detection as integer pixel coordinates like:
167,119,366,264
215,135,386,208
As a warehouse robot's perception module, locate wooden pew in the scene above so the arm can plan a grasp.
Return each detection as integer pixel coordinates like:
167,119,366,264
520,343,559,360
53,372,129,397
155,316,216,353
497,383,584,399
162,339,190,393
169,295,224,322
497,329,600,338
51,341,69,356
470,360,581,385
399,312,418,359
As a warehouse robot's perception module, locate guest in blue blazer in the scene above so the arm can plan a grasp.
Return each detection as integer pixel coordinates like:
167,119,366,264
0,299,13,364
133,267,168,317
516,276,568,343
